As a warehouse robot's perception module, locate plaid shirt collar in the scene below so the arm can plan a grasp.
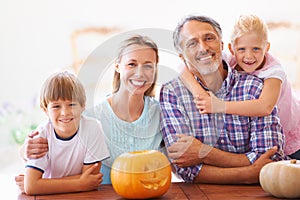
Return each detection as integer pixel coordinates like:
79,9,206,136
194,60,232,96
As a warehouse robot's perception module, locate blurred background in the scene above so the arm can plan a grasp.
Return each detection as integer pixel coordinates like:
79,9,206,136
1,0,300,190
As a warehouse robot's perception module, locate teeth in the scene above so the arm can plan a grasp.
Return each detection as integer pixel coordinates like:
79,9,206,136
60,119,72,123
199,55,212,61
131,80,145,86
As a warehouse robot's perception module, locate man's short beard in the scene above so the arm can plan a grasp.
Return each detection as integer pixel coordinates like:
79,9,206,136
194,60,220,75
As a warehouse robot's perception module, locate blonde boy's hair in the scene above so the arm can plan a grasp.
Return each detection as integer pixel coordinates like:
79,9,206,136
230,14,269,46
40,71,86,110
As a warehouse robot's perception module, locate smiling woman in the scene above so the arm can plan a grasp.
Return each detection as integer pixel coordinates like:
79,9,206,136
83,35,165,184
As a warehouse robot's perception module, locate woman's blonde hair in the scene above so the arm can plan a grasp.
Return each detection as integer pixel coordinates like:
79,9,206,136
230,14,269,46
40,71,86,110
112,35,159,96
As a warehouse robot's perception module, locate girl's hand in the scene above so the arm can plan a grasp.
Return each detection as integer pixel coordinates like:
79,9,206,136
194,91,226,114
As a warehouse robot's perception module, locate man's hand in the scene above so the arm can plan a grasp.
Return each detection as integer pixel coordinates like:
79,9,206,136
246,146,277,184
167,134,213,167
24,130,48,160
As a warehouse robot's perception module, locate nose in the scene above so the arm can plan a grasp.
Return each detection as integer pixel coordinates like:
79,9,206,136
60,106,70,116
135,65,144,76
245,50,253,59
197,39,209,52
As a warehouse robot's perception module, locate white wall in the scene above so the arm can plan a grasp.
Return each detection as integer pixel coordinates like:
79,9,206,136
1,0,300,143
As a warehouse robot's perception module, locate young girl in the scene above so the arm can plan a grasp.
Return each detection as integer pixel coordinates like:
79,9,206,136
20,71,109,195
180,14,300,159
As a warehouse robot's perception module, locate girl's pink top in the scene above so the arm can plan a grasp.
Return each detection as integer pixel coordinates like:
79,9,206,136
229,53,300,155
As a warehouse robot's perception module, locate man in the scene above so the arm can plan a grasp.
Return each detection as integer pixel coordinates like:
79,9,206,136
159,15,285,184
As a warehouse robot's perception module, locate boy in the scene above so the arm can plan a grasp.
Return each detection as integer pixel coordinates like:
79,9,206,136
20,71,109,195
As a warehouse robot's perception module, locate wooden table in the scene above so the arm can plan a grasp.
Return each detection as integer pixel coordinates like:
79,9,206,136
17,183,287,200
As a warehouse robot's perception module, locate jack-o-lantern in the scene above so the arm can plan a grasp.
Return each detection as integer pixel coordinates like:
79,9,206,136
259,159,300,198
111,150,171,199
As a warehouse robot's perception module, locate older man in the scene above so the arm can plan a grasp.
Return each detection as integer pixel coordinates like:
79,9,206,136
159,15,285,184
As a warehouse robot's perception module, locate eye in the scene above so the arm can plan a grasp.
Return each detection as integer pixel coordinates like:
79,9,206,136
127,62,137,68
205,35,215,41
144,64,154,69
69,103,77,107
51,105,60,109
186,40,197,49
253,47,260,51
237,47,245,52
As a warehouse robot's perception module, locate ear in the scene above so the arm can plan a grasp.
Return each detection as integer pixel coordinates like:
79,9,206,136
81,104,86,112
115,63,120,73
265,42,270,52
221,41,224,50
179,54,186,63
43,107,49,116
228,43,234,55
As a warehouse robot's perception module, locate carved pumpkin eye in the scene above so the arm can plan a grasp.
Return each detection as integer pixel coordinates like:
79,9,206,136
259,159,300,198
111,150,172,199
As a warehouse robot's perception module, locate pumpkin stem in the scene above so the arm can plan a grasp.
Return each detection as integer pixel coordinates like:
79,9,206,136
290,159,297,164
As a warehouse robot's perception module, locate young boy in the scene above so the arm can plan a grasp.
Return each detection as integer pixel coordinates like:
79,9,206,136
21,71,109,195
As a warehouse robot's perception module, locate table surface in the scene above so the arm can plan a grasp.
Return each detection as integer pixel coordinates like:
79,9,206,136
17,182,288,200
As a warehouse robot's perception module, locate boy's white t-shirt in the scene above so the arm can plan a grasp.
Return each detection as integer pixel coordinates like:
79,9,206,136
26,115,110,178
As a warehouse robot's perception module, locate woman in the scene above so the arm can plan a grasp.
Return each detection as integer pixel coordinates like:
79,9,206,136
16,35,164,187
85,35,164,183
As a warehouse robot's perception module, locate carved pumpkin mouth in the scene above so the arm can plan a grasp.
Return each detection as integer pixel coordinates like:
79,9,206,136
140,173,170,190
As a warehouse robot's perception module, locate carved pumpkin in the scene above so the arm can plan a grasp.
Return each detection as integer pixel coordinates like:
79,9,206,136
111,150,171,199
259,159,300,198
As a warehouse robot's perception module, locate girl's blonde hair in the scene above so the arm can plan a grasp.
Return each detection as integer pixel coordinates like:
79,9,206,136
112,35,159,96
40,71,86,110
230,14,269,46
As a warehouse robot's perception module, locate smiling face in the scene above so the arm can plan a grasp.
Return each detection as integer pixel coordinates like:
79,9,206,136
44,99,84,138
179,20,223,76
116,44,157,96
229,31,270,73
39,71,86,138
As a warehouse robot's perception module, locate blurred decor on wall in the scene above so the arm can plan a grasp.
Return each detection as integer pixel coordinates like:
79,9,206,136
267,21,300,91
70,26,122,74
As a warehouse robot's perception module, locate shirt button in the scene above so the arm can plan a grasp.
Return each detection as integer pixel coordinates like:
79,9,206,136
220,139,224,144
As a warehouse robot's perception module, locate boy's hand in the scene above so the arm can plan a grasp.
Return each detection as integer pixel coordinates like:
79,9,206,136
168,134,212,167
79,163,103,191
15,174,25,193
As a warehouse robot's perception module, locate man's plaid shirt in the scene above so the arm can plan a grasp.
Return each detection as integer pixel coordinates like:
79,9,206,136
159,62,285,182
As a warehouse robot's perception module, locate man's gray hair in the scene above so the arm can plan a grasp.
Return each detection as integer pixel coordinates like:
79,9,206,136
173,15,223,53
